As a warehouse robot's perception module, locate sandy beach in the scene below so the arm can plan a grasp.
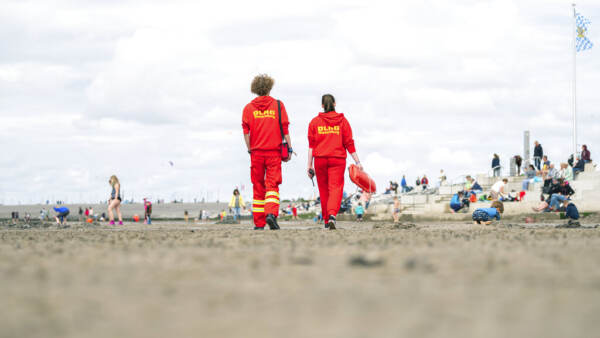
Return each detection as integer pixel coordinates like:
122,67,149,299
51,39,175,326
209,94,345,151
1,220,600,338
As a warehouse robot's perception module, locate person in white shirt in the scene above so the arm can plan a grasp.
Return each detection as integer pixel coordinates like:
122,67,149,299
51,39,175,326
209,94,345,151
490,178,508,201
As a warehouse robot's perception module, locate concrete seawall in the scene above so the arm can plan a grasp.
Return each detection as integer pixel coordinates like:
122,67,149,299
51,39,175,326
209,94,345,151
360,164,600,222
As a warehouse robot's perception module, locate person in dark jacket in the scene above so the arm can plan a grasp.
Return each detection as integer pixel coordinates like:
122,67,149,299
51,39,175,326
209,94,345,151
581,145,591,163
548,179,575,211
514,155,523,175
492,154,501,177
533,141,543,170
545,178,564,204
564,200,580,227
573,156,585,175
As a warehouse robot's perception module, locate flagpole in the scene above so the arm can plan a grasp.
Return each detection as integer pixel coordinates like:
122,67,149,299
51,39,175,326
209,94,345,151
572,4,577,162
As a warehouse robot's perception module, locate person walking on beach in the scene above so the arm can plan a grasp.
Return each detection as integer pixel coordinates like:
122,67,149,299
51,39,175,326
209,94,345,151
107,175,123,225
307,94,362,230
492,154,501,177
533,141,543,170
242,74,293,230
228,189,245,222
143,198,152,224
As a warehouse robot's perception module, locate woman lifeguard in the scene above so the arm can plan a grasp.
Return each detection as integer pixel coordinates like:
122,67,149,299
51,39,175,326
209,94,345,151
107,175,123,225
307,94,362,230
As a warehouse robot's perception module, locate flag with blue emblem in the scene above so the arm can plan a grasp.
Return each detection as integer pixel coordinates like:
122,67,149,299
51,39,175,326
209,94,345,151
576,12,593,52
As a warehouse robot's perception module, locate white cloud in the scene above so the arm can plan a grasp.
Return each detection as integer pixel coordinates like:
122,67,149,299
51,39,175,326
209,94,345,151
1,0,599,203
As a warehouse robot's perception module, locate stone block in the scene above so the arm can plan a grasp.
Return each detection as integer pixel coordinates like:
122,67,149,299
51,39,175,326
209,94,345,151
584,162,595,172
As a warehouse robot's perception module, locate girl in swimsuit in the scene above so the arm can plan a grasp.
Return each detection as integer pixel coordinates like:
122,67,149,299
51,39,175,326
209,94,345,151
108,175,123,225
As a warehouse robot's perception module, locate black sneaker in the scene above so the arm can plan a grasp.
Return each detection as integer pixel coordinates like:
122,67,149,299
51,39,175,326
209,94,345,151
253,226,265,230
327,215,336,230
266,214,280,230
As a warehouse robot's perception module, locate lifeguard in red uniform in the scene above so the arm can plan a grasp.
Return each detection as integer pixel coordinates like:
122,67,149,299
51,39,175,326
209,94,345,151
307,94,362,230
242,74,293,230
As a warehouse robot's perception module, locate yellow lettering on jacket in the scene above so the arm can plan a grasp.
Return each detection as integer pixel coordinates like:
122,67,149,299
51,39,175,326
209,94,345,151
253,110,276,119
317,126,340,135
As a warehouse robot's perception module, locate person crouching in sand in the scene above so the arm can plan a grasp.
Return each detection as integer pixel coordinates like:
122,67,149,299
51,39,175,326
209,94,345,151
564,200,580,227
307,94,362,230
108,175,123,225
472,201,504,225
53,206,70,226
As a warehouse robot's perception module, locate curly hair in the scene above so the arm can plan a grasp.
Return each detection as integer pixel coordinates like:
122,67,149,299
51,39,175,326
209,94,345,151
251,74,274,96
491,201,504,213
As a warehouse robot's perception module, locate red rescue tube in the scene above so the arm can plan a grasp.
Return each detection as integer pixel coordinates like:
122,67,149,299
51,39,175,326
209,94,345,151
348,164,376,193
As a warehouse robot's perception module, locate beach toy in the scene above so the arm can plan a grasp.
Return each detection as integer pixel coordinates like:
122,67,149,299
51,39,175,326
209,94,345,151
348,164,376,193
133,214,140,222
86,218,93,223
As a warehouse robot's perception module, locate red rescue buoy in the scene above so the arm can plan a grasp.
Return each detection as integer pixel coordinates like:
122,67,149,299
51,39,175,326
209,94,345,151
348,164,376,193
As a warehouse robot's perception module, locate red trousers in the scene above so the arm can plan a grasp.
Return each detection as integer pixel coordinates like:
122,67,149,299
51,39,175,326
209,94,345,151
251,153,282,227
314,157,346,223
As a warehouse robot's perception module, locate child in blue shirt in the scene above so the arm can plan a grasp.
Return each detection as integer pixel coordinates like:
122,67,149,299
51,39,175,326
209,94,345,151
354,203,365,222
472,201,504,225
564,200,580,227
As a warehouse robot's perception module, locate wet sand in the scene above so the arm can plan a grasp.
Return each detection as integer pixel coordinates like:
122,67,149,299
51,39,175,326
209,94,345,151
1,221,600,338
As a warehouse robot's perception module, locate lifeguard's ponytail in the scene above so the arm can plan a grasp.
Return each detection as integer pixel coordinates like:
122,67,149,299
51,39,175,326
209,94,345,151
322,94,335,113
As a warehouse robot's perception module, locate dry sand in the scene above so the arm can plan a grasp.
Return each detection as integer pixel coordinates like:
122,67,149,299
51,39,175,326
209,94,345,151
1,220,600,338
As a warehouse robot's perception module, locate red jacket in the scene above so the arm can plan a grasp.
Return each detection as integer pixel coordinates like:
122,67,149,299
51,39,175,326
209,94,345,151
308,111,356,158
242,96,289,152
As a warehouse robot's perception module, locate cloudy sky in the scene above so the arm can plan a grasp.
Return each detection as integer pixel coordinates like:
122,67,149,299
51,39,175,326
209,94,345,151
1,0,599,204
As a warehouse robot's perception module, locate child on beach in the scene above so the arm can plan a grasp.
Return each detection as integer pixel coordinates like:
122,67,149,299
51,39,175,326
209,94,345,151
564,200,580,227
354,203,365,222
392,196,401,223
472,201,504,225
